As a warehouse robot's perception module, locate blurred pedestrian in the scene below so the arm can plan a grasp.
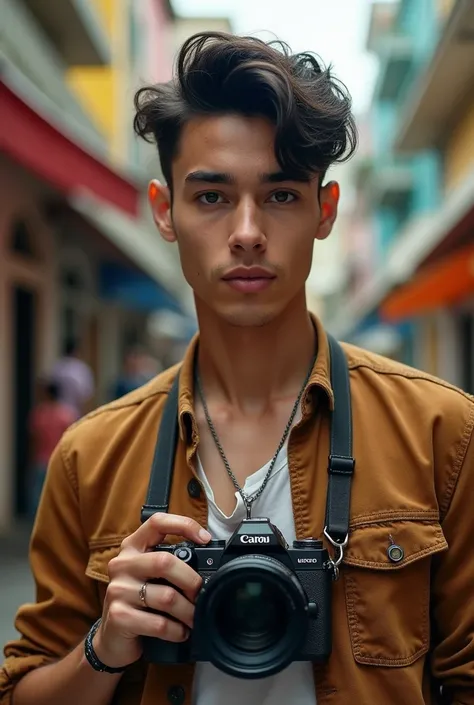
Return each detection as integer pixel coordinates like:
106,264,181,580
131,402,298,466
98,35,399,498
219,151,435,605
111,345,160,400
51,338,95,417
27,379,77,519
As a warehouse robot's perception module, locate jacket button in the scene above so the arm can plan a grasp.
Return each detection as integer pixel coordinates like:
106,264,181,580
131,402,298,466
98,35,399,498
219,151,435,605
167,685,185,705
187,478,201,499
387,544,404,563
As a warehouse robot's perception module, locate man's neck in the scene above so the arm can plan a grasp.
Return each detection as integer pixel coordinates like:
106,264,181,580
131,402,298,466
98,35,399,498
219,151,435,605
196,296,317,413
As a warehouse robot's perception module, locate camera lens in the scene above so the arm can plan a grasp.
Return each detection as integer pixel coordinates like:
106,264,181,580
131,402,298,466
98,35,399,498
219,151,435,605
216,578,286,652
194,554,308,679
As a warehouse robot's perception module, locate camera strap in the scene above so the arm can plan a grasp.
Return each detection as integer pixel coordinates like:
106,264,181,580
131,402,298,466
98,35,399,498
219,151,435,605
141,373,181,521
141,333,355,580
323,334,355,579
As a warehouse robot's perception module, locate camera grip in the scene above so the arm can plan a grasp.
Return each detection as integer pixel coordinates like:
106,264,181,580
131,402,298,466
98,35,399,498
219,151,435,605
141,576,193,664
295,568,332,661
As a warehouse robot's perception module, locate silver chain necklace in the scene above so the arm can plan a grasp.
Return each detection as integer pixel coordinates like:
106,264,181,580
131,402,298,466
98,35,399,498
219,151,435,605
195,356,316,518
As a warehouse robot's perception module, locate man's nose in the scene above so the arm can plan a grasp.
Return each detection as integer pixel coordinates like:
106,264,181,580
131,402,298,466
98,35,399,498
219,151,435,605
228,200,267,253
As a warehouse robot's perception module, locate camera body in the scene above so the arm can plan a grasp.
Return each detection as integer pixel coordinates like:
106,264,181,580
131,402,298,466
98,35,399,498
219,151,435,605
142,517,333,679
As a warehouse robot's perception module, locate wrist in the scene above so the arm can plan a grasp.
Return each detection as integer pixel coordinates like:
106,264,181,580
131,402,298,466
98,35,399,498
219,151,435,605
85,619,129,674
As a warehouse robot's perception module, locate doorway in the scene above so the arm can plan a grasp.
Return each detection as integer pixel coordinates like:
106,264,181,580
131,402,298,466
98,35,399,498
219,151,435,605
12,286,37,516
459,312,473,394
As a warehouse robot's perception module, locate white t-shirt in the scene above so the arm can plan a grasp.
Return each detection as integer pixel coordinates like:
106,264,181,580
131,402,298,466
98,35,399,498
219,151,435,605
192,443,317,705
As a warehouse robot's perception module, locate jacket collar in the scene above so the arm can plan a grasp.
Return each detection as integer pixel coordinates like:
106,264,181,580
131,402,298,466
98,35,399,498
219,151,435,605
177,313,335,444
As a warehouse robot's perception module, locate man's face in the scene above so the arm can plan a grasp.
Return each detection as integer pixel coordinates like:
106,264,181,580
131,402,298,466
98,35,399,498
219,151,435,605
151,114,338,327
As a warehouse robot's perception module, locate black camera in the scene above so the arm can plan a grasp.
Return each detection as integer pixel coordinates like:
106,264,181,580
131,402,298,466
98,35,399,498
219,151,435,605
142,517,332,679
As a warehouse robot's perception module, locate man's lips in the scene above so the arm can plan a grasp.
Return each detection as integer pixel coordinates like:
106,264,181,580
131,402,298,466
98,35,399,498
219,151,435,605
224,278,274,293
221,267,276,293
222,266,275,280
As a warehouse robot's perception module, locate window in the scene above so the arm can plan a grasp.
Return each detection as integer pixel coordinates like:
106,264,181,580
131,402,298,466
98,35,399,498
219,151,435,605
62,267,84,291
10,218,36,258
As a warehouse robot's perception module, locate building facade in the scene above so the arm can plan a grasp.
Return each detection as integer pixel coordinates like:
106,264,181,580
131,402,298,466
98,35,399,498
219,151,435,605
0,0,204,530
328,0,474,391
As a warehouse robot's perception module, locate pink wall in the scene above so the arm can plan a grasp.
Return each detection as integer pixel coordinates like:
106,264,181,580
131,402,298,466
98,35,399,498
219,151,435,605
137,0,174,83
344,116,377,296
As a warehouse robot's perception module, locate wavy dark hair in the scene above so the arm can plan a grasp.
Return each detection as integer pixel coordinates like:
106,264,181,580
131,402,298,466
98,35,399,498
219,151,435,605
134,32,357,189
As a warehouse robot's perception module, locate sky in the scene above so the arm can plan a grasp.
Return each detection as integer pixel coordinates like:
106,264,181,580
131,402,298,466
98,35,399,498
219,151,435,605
172,0,389,114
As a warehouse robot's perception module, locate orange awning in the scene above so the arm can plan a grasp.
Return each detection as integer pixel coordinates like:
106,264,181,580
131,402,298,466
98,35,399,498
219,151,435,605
381,242,474,322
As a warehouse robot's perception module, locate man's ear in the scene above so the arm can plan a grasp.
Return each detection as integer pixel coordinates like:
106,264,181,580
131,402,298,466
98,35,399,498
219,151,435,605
316,181,340,241
148,179,176,243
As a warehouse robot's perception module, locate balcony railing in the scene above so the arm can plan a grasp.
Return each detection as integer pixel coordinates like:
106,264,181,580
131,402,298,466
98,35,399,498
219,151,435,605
1,0,103,143
365,156,414,211
375,34,413,101
20,0,110,65
395,0,474,151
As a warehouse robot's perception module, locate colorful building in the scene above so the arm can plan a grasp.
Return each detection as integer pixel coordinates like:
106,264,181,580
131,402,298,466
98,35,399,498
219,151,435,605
0,0,202,530
329,0,474,391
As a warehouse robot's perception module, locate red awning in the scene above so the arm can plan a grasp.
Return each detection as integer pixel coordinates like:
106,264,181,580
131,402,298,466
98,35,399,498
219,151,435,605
381,242,474,322
0,81,138,217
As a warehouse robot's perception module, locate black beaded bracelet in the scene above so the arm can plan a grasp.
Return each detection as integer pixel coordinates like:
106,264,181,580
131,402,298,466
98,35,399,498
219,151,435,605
84,618,128,674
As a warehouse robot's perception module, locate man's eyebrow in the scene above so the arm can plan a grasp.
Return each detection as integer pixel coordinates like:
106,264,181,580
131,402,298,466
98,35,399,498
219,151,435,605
184,171,235,184
260,171,312,184
184,170,313,185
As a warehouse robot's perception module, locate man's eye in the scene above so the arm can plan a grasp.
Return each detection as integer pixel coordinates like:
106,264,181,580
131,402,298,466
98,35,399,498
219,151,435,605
269,191,297,203
198,192,223,204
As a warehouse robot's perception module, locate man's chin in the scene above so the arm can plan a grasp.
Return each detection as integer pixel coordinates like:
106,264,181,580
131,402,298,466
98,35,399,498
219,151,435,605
194,293,290,328
213,304,280,328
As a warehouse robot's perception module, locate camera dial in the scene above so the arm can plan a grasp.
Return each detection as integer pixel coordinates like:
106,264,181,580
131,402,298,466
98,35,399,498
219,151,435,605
173,546,193,563
293,539,323,549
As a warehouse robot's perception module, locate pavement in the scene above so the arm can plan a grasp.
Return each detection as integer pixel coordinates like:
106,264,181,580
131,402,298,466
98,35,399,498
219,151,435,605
0,522,35,648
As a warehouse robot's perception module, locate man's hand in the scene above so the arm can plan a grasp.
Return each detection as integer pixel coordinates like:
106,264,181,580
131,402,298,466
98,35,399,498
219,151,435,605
93,513,212,669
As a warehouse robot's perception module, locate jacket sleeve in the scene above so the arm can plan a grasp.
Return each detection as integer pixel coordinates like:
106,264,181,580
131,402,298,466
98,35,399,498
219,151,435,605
0,434,101,704
431,408,474,705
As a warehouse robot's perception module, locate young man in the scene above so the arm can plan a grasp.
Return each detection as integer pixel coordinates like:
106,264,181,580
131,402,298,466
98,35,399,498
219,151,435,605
1,32,473,705
27,379,77,518
51,339,95,418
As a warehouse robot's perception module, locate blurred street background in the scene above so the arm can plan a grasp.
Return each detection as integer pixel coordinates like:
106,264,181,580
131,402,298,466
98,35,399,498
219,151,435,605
0,0,473,645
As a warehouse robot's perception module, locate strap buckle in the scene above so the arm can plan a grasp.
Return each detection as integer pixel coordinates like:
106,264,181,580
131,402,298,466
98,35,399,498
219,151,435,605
323,526,348,581
140,504,168,524
328,455,355,476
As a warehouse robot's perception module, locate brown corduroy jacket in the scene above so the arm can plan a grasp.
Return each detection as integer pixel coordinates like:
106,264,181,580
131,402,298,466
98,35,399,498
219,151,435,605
1,318,474,705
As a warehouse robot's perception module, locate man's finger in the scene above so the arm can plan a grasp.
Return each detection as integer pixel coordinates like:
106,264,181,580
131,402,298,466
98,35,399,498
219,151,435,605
128,551,202,601
116,604,190,643
138,583,196,629
122,512,211,552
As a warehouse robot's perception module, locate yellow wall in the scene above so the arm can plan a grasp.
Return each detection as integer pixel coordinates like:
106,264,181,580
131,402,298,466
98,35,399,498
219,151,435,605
66,0,127,163
67,66,116,137
444,96,474,192
427,318,438,377
419,317,438,376
437,0,456,20
90,0,115,35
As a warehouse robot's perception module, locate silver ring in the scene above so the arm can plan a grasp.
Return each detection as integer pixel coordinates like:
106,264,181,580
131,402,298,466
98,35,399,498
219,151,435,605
138,582,149,609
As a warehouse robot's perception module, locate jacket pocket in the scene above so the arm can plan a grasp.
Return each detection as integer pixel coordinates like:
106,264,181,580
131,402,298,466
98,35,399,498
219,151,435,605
343,519,447,667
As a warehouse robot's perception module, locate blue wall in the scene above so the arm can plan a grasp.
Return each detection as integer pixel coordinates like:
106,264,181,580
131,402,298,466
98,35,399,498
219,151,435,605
397,0,439,64
350,0,443,357
371,0,442,261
